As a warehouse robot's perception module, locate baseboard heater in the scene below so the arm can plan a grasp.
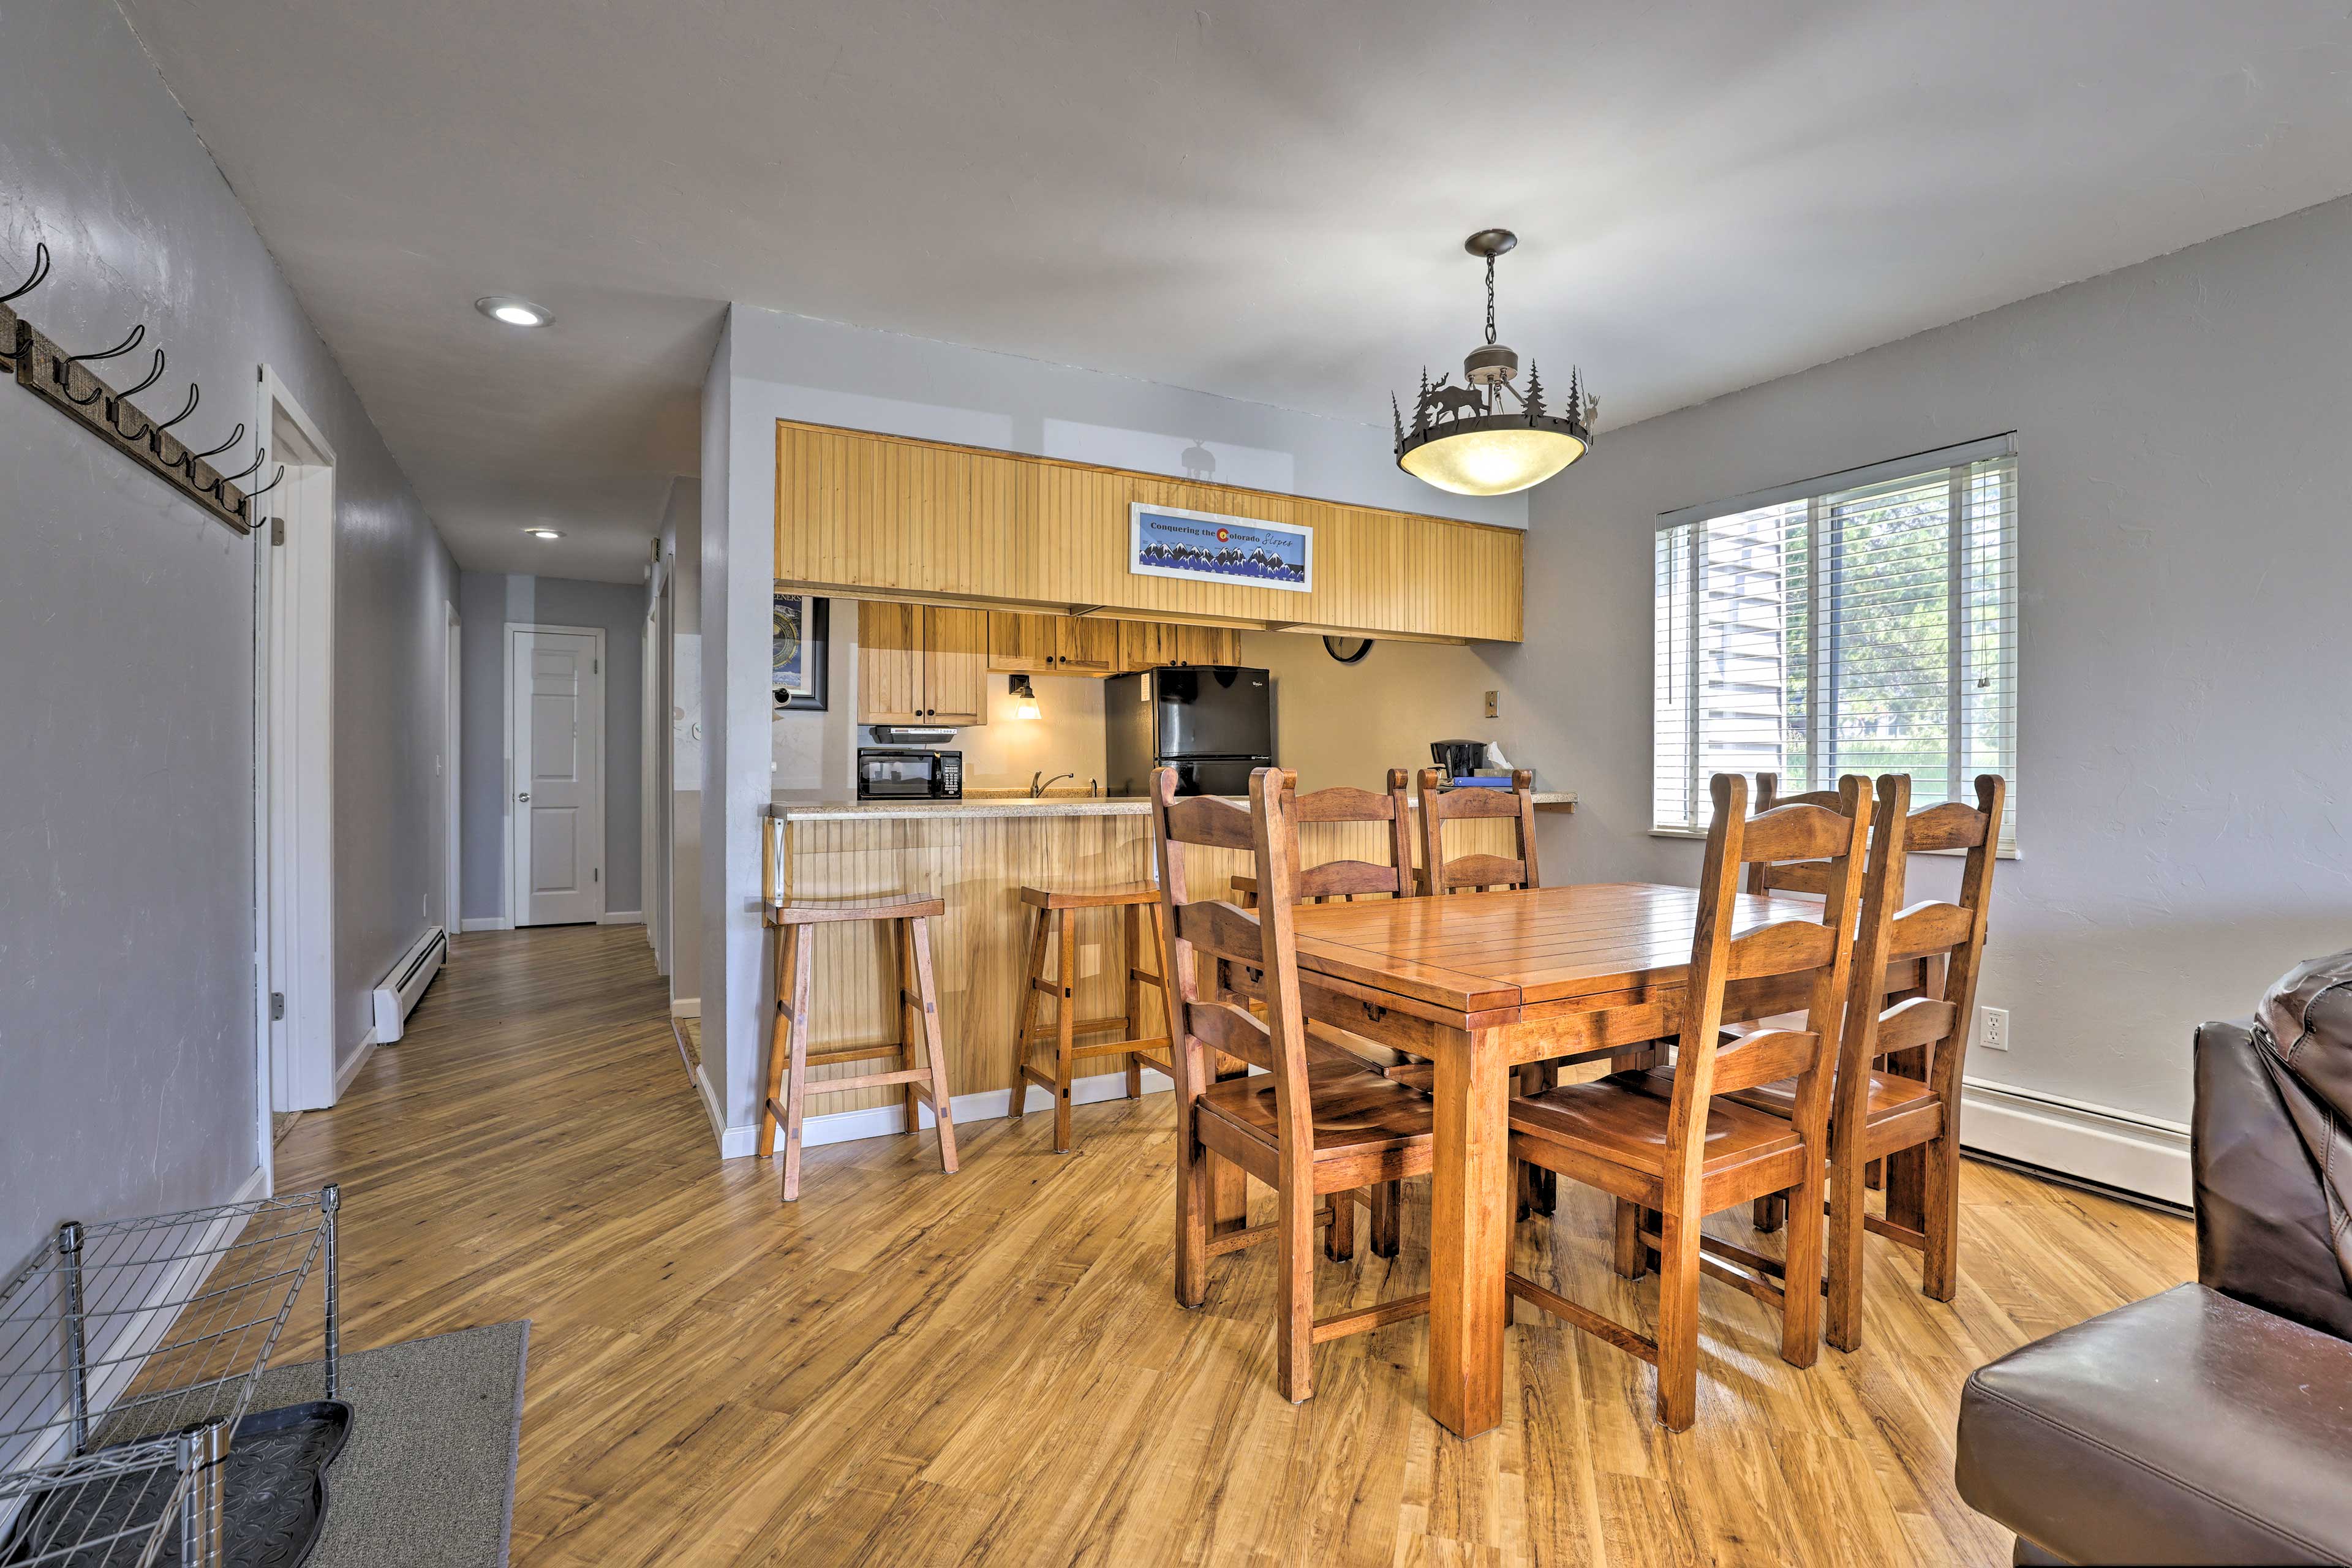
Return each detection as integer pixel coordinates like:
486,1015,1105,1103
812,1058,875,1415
371,925,447,1043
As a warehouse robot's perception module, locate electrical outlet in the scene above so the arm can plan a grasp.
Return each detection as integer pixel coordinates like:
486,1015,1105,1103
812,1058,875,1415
1080,942,1102,979
1484,690,1499,719
1979,1005,2009,1052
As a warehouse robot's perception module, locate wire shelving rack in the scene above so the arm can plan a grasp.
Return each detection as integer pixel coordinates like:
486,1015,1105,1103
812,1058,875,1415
0,1186,340,1567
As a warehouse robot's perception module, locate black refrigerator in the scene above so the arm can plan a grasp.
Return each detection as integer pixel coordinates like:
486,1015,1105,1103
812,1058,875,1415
1104,666,1273,797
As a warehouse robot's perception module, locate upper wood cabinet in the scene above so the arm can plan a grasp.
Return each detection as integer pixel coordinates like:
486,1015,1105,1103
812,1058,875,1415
778,421,1523,643
986,612,1061,674
1175,625,1243,667
1058,617,1120,674
860,602,989,725
1116,620,1178,673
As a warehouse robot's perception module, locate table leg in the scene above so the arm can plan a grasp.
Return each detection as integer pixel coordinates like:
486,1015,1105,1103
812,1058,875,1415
1428,1027,1510,1438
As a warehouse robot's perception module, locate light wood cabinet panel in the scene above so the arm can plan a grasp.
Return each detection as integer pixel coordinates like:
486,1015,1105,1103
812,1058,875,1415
1057,617,1120,675
782,421,1524,643
1175,625,1242,666
922,608,989,725
858,601,927,723
987,612,1061,674
1117,620,1178,673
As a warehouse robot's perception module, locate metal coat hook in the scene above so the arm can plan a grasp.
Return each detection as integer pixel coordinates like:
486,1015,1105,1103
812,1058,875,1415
243,466,287,505
152,383,200,435
175,420,245,475
0,242,49,306
56,323,145,407
106,350,167,439
210,444,267,494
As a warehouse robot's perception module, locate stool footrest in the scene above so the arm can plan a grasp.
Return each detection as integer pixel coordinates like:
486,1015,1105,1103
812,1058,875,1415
804,1041,907,1068
1068,1035,1170,1061
789,1065,933,1095
1030,976,1068,997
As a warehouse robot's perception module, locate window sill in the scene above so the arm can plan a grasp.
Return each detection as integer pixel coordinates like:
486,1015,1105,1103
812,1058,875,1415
1648,827,2020,862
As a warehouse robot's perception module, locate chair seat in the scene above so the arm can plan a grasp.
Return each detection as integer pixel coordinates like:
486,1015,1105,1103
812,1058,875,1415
1511,1078,1802,1182
1196,1059,1435,1159
771,895,944,925
1019,882,1159,910
1726,1066,1939,1125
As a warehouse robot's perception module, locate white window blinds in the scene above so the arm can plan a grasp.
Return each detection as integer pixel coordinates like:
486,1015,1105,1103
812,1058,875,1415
1653,436,2017,848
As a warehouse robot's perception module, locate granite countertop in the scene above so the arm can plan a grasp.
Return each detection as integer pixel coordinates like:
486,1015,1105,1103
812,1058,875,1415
767,790,1576,821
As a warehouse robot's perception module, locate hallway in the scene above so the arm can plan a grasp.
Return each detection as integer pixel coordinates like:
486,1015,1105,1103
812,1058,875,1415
270,925,2196,1566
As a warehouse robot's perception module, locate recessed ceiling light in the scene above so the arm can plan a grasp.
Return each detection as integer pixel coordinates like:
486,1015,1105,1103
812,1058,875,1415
527,528,561,540
476,295,551,328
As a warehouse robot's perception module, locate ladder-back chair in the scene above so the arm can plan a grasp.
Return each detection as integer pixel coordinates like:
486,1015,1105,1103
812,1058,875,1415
1506,773,1871,1430
1151,766,1438,1403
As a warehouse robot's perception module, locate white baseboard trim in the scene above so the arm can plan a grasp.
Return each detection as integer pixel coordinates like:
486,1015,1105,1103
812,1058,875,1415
695,1063,763,1159
727,1066,1176,1158
1959,1077,2191,1206
461,916,513,933
670,997,701,1019
597,910,644,926
331,1028,380,1101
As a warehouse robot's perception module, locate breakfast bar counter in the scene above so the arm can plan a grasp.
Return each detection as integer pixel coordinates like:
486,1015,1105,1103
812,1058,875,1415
761,788,1574,1129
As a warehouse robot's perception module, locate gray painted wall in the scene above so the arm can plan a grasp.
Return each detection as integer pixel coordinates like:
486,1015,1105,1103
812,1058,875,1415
458,573,645,922
2,5,455,1260
1483,190,2352,1128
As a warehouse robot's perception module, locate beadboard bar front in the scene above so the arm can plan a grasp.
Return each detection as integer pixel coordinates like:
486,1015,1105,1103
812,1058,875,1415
763,794,1574,1122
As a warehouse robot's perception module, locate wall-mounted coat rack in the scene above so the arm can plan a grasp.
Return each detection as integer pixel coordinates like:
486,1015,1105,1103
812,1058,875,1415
0,243,283,535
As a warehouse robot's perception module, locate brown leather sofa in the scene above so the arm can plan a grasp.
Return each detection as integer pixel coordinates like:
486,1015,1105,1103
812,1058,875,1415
1954,952,2352,1566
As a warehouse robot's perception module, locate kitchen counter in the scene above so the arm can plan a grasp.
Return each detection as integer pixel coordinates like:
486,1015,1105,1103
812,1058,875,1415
768,790,1576,821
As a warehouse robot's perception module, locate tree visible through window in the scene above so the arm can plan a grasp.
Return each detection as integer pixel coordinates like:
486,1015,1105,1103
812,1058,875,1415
1654,439,2016,848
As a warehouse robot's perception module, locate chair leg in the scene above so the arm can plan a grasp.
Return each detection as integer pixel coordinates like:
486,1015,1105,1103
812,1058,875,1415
1325,1188,1358,1261
758,923,797,1159
908,914,958,1176
1824,1147,1870,1352
1653,1207,1702,1431
1611,1199,1648,1279
897,919,921,1137
1008,905,1048,1122
1173,1091,1212,1311
1278,1172,1316,1402
1369,1182,1401,1258
1779,1166,1826,1370
1052,910,1079,1153
1920,1131,1962,1303
1752,1193,1786,1233
779,924,815,1202
1122,903,1145,1100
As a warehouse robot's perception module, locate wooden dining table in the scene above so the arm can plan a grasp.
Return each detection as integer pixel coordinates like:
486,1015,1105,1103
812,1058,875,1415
1283,880,1932,1438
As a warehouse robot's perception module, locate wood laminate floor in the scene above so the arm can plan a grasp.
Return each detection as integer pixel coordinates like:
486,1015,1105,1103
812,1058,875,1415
271,925,2193,1567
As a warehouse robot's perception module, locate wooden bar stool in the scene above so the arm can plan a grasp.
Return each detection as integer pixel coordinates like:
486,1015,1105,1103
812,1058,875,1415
759,895,959,1202
1009,883,1170,1153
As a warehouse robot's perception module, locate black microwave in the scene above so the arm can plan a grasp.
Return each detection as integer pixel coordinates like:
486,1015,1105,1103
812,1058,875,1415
858,748,962,801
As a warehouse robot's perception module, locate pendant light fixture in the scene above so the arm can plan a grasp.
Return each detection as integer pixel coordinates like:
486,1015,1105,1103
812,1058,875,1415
1392,230,1596,497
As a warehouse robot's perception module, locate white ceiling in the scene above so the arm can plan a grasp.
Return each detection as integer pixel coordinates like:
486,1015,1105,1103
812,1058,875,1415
120,0,2352,582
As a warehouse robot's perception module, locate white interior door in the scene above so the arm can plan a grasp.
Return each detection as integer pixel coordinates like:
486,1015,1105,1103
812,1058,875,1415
508,625,605,926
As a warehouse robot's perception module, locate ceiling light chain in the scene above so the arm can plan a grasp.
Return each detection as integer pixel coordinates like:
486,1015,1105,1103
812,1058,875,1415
1485,253,1498,347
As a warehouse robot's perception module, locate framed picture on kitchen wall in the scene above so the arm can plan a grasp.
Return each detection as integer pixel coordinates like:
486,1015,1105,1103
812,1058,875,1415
773,591,829,711
1128,502,1313,594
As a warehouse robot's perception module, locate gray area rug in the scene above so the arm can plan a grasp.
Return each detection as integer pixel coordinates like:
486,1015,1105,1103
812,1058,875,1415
249,1321,528,1568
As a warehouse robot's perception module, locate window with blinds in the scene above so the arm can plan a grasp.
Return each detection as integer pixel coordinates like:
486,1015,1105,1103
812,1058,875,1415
1653,435,2017,848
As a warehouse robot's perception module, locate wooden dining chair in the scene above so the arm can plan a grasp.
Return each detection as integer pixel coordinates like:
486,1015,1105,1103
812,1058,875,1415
1414,767,1539,894
1744,772,1843,895
1721,772,2006,1349
1150,765,1438,1403
1230,767,1416,910
1505,772,1871,1430
1227,767,1419,1259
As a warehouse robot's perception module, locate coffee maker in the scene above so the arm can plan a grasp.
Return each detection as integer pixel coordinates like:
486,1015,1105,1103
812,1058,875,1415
1430,739,1487,779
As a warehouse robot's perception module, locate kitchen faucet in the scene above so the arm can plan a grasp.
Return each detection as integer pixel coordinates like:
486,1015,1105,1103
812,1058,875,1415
1030,771,1075,799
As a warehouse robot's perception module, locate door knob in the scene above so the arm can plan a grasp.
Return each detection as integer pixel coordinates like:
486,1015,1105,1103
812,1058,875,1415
518,792,530,802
